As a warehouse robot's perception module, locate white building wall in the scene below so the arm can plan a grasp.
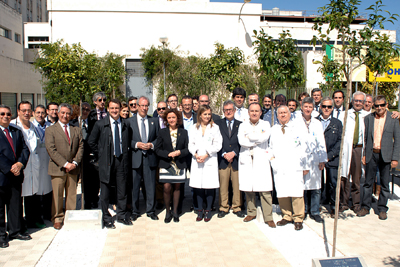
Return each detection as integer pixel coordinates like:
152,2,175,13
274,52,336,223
0,1,23,61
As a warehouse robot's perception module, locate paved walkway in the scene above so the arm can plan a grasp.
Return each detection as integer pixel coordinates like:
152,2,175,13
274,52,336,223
1,182,400,267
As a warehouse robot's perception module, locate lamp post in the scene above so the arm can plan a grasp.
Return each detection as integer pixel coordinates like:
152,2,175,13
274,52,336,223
238,0,251,23
159,37,168,100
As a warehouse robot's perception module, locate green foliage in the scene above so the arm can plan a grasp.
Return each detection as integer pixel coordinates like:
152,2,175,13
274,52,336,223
33,40,126,105
314,54,344,91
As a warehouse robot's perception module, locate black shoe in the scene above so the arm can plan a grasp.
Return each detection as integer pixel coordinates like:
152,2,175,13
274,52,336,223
104,221,116,229
147,214,159,220
233,211,245,218
164,213,172,223
310,214,324,223
9,233,32,241
217,211,228,218
0,241,9,248
173,213,179,223
117,219,133,226
130,214,139,221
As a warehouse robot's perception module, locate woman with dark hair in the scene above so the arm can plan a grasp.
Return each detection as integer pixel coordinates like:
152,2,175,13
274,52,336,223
120,102,129,119
155,109,189,223
188,105,222,222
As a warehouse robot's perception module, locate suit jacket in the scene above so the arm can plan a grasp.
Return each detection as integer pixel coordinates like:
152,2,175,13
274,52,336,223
155,127,189,169
127,115,159,168
88,115,130,184
364,111,400,163
215,118,241,171
317,116,342,168
45,122,84,176
0,125,30,186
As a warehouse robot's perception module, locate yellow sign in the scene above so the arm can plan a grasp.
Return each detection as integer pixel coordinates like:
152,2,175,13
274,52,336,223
369,61,400,82
332,45,366,82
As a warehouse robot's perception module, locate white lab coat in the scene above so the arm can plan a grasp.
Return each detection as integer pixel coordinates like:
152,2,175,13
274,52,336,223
188,123,222,189
238,120,273,192
268,120,308,198
235,107,249,122
341,109,368,178
11,118,52,196
295,116,328,190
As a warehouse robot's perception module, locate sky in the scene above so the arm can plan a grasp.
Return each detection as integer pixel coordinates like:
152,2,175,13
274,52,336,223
210,0,400,42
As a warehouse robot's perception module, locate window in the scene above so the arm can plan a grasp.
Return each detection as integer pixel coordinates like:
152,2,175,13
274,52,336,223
21,93,34,106
28,36,49,42
0,93,17,118
0,26,11,39
15,33,21,43
28,44,41,49
37,93,46,106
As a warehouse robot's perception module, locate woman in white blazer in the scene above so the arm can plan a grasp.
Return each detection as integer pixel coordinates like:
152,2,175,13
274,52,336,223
188,105,222,222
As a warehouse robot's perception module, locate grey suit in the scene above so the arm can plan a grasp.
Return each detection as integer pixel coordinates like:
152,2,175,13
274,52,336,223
127,115,159,215
361,111,400,212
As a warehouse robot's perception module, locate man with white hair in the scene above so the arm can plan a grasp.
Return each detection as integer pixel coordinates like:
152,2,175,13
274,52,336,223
339,91,369,213
269,105,309,230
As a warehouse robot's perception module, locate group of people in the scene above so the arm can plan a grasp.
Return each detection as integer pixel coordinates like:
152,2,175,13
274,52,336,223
0,87,399,248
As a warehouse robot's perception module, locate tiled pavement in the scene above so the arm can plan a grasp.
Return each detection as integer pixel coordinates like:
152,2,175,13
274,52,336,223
1,182,400,267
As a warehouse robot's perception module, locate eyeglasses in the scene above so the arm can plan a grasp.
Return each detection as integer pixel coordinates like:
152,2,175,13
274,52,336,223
0,112,12,117
129,103,136,107
82,108,91,112
157,107,166,111
20,109,32,113
168,100,178,103
97,98,106,102
321,105,333,109
182,104,192,108
353,99,364,103
223,108,234,112
374,103,386,108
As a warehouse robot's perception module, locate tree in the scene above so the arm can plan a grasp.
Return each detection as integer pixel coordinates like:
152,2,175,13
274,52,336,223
311,0,399,256
33,40,126,105
253,29,305,125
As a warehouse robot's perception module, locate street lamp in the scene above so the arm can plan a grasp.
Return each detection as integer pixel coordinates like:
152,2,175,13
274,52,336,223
159,37,168,100
238,0,251,23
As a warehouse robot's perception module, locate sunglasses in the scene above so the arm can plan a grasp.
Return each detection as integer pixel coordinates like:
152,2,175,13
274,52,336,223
321,105,333,109
374,103,386,108
97,98,106,102
129,103,136,107
0,112,12,116
157,107,166,111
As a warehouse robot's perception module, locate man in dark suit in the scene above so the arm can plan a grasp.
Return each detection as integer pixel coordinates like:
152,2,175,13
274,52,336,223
215,100,244,218
358,95,400,220
317,97,343,217
45,103,84,230
88,99,132,228
0,104,31,248
127,96,159,221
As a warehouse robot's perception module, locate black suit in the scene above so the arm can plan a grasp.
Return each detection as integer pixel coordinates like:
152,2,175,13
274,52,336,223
155,127,189,170
215,119,241,171
88,116,130,222
317,116,342,210
127,115,159,215
0,125,30,241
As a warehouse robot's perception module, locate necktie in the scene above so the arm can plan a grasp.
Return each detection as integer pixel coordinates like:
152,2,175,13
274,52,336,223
141,118,147,154
99,111,105,120
64,125,70,145
227,120,232,137
337,108,340,118
114,121,121,157
281,124,286,134
315,105,319,112
238,108,241,117
4,128,16,157
353,111,359,146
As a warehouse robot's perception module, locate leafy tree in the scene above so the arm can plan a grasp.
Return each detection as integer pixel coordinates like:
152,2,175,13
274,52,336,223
253,29,305,125
33,40,126,105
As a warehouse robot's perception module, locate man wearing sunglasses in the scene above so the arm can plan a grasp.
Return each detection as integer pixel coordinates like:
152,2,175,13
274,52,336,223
340,91,369,214
317,97,343,218
0,105,31,248
128,96,138,117
358,95,400,220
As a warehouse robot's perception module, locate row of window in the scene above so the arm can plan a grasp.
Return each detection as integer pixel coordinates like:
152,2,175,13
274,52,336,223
0,25,21,43
1,93,47,118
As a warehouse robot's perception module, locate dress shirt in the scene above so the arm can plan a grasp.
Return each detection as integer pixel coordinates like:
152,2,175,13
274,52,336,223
110,117,122,156
0,125,12,138
332,106,344,118
97,108,107,120
373,112,387,150
58,121,78,167
234,106,249,122
319,116,331,132
158,116,166,129
135,115,153,149
183,112,194,131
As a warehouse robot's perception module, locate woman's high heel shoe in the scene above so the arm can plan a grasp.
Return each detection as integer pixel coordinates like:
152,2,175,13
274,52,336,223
196,210,204,222
173,212,179,223
204,210,212,222
164,212,172,223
